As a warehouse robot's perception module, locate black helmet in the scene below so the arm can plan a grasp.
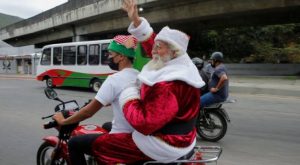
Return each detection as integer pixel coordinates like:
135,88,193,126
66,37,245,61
192,57,204,70
210,52,223,62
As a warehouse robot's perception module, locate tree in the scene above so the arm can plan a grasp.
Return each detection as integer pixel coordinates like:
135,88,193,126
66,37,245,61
188,23,300,63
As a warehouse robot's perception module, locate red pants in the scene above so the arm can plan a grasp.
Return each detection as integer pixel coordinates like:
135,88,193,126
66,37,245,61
92,133,152,164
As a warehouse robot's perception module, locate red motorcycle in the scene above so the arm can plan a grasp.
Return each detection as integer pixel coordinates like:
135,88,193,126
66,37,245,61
37,87,222,165
37,87,107,165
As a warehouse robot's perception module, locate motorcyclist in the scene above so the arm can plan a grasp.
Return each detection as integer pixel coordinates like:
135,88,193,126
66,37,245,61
52,35,139,165
54,0,205,163
192,57,210,94
57,0,203,163
200,52,229,108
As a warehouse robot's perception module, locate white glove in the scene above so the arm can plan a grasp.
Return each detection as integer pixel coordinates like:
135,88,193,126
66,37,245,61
119,86,140,109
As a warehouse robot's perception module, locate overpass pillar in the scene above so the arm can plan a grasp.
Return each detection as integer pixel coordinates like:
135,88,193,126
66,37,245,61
72,35,88,42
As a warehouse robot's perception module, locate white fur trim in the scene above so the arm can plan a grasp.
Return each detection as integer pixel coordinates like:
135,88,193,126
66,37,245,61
119,86,140,108
138,53,205,88
128,17,154,41
132,131,196,162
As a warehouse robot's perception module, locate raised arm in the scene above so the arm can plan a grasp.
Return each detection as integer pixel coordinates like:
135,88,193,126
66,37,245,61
122,0,141,27
122,0,156,57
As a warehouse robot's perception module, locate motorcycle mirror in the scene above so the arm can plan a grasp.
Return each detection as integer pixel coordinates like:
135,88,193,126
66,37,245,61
44,87,58,100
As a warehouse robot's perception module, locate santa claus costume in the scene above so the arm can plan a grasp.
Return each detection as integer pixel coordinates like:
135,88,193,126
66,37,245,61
92,17,204,164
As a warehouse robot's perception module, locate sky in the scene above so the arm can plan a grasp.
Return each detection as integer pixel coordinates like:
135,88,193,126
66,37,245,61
0,0,68,19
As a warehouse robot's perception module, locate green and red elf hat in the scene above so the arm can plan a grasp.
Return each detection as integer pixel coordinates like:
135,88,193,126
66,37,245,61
108,35,138,58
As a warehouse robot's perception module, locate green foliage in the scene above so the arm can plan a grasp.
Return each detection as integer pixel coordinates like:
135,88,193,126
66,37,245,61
282,46,300,63
190,23,300,63
251,42,282,63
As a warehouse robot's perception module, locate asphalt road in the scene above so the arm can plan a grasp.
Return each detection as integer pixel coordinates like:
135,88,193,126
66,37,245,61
0,78,299,165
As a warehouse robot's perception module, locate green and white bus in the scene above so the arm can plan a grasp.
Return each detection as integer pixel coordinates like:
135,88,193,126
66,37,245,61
36,40,149,92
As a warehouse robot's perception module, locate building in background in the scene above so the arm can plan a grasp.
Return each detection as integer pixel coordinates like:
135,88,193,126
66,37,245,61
0,40,41,75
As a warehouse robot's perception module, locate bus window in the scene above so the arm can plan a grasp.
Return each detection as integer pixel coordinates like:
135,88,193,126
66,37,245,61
101,43,109,65
77,45,87,65
89,44,100,65
41,48,51,65
63,46,76,65
53,47,62,65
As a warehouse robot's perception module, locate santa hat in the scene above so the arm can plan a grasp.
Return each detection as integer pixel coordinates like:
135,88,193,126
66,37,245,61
154,26,190,54
108,35,138,58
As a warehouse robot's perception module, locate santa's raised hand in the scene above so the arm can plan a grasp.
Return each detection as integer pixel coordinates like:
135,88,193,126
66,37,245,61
122,0,141,27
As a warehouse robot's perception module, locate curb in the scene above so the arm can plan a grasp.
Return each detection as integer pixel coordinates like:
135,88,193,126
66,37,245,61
229,76,300,97
0,74,35,80
230,85,300,97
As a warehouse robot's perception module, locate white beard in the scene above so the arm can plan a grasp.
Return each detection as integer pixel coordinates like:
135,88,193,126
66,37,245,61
147,54,172,70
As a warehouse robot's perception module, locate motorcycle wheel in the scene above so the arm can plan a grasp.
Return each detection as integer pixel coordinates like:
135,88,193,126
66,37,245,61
46,78,55,88
196,111,227,142
90,79,102,93
37,142,67,165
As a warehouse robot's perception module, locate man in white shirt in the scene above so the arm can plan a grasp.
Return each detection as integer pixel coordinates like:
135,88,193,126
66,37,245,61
52,35,139,165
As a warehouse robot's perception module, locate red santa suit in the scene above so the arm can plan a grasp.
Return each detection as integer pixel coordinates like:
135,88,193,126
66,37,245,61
92,17,205,164
120,17,205,162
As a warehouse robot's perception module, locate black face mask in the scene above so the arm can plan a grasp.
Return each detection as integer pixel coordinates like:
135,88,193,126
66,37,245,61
108,57,119,71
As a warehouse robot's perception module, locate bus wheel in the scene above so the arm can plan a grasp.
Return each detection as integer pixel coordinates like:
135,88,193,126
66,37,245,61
46,78,54,88
91,79,101,92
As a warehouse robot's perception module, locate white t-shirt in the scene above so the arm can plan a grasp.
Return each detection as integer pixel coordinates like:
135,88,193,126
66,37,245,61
95,68,139,133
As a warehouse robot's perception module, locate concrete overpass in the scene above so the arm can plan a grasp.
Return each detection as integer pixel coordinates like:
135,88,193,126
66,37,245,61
1,0,300,47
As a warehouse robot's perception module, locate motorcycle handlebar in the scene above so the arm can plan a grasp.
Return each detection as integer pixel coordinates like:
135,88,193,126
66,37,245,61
43,121,58,129
41,114,54,120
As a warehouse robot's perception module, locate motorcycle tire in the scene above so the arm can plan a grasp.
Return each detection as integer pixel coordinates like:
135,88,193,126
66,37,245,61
37,142,67,165
46,78,55,88
196,111,227,142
